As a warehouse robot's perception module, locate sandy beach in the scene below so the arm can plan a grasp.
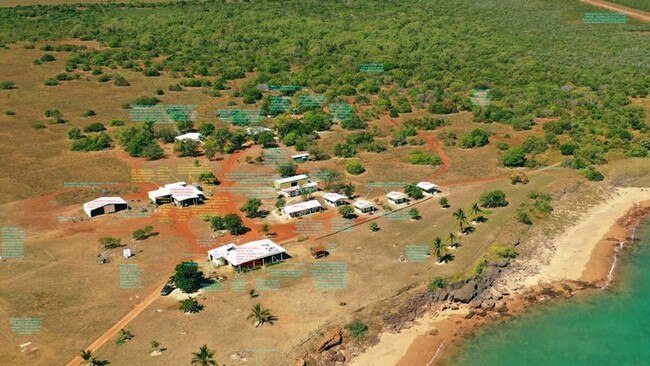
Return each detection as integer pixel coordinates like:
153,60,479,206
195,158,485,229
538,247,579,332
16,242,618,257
347,187,650,366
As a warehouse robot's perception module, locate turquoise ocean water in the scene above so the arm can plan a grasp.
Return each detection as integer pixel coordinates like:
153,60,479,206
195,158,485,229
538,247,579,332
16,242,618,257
447,219,650,366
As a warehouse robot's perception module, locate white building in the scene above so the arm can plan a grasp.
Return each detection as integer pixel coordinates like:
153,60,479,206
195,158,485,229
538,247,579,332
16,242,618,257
353,199,376,215
148,182,205,207
386,191,408,205
417,181,441,195
323,192,347,207
174,132,203,142
207,239,287,271
83,197,129,218
282,199,323,218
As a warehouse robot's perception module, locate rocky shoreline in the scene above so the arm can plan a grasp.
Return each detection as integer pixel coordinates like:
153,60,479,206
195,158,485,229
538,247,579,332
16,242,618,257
294,195,650,366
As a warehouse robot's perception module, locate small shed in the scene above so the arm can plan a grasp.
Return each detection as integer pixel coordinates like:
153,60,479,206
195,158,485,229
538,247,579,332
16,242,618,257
83,197,129,218
323,192,347,207
353,199,376,214
417,181,441,195
310,245,328,259
386,191,408,205
291,153,309,163
123,249,133,258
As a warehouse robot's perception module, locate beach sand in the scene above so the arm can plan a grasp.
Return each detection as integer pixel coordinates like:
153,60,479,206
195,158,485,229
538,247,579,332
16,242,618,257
347,187,650,366
522,187,650,286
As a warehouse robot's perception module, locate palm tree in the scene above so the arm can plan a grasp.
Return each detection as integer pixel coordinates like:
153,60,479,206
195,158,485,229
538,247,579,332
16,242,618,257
453,208,468,233
432,237,447,263
471,203,483,223
80,350,93,362
447,232,457,248
191,344,216,366
247,303,275,327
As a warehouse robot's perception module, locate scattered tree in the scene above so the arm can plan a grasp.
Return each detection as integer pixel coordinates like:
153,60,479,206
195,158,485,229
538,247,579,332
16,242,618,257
179,297,204,313
240,198,262,218
277,162,297,177
191,344,217,366
345,160,365,175
115,329,134,345
369,222,379,232
432,237,447,262
169,261,205,293
452,208,468,233
173,139,200,157
479,190,508,208
338,205,355,219
439,197,450,208
247,303,275,327
408,207,420,220
99,236,121,249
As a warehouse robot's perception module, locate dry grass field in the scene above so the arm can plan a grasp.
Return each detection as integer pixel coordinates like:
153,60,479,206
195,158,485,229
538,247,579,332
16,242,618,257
0,31,648,366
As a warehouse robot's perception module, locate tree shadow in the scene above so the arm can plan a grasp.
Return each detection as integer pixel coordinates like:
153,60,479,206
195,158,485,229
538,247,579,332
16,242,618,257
475,216,488,223
462,226,476,235
256,210,271,218
441,253,455,263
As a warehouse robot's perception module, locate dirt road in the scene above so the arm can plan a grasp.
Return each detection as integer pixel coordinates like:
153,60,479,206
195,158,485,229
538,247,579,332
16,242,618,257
64,280,169,366
581,0,650,22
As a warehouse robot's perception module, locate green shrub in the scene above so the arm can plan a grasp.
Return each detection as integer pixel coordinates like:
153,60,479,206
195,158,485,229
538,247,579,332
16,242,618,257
113,76,130,86
109,119,125,127
490,244,518,258
67,127,82,140
131,96,160,106
583,167,604,181
345,160,365,175
516,208,533,225
179,297,204,313
99,236,121,249
0,81,15,89
81,109,96,117
98,75,111,82
44,78,60,86
501,147,526,167
5,110,16,115
83,122,105,132
31,123,46,130
479,190,508,208
39,54,56,62
345,320,369,340
173,139,200,157
369,222,379,232
409,150,442,166
429,277,447,291
459,128,490,148
404,183,424,199
141,143,164,160
71,133,112,151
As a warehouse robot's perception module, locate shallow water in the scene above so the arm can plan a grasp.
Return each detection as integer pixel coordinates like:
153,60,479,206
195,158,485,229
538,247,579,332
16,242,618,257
447,219,650,366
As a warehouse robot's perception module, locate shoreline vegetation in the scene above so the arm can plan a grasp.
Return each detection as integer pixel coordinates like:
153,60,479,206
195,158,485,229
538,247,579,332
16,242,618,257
342,187,650,366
